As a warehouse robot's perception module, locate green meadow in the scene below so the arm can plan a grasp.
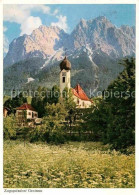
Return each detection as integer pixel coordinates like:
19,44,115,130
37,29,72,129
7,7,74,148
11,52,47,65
4,140,135,188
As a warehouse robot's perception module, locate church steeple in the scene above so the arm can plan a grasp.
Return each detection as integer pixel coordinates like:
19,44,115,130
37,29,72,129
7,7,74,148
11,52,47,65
59,56,71,71
59,56,71,95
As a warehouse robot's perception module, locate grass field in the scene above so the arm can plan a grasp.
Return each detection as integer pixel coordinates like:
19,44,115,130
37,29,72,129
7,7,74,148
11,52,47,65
4,140,135,188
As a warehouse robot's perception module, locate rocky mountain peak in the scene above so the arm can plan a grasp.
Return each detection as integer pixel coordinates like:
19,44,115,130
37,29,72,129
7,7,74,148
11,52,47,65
79,18,87,27
4,16,135,66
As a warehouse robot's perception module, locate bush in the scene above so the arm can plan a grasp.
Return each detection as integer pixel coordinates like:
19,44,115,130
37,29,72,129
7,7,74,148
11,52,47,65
29,124,67,145
46,131,67,145
29,125,46,142
4,115,17,139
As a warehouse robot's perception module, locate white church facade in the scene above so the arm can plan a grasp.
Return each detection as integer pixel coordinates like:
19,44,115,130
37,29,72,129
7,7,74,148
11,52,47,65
59,57,92,108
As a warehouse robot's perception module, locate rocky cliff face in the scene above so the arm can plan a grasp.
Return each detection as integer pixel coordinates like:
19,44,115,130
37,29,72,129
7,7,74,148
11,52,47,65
4,26,68,66
69,16,135,57
4,16,135,66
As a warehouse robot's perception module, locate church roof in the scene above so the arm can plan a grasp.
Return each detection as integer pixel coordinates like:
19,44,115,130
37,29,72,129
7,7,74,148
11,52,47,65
72,84,92,102
59,56,71,71
16,103,36,111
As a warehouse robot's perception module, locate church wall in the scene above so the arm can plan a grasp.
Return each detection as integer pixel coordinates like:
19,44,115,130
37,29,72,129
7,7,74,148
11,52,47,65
73,95,92,108
60,69,71,94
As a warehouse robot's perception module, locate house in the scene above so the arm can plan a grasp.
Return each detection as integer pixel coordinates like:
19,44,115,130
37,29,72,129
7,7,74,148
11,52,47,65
59,56,92,108
16,103,38,121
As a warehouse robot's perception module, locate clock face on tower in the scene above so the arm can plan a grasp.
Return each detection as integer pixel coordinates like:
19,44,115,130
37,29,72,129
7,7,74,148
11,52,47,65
62,72,66,76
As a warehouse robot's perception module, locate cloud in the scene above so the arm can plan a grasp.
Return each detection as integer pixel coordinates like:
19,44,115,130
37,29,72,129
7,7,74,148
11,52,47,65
53,9,59,15
51,15,68,32
3,5,50,35
4,5,67,37
20,16,42,35
3,5,50,24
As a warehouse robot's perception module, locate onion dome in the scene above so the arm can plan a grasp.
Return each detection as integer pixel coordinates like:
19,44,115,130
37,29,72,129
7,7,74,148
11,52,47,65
59,56,71,71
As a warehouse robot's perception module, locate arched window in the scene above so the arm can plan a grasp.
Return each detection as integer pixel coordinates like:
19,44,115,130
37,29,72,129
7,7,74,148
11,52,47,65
82,102,85,107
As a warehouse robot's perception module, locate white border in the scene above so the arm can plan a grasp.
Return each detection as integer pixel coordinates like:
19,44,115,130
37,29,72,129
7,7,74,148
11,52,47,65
0,1,139,195
2,0,138,5
0,1,3,195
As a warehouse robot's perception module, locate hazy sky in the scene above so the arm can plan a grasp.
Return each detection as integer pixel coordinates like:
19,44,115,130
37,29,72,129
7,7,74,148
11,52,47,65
3,4,135,55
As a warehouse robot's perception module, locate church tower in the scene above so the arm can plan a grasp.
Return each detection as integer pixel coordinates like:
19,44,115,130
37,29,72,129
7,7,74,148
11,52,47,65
59,56,71,95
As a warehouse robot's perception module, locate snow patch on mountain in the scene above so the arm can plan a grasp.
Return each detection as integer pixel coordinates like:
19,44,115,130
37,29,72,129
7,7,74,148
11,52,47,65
27,77,35,83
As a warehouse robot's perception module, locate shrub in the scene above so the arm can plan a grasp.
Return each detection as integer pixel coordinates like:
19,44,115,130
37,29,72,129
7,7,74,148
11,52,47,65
46,131,67,145
3,115,17,139
29,124,67,145
29,125,46,142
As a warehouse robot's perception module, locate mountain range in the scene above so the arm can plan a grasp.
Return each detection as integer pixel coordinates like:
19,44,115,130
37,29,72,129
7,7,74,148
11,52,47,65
4,16,135,96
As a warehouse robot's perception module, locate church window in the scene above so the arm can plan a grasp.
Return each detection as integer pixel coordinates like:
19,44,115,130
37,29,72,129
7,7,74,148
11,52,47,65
63,77,65,83
83,102,85,107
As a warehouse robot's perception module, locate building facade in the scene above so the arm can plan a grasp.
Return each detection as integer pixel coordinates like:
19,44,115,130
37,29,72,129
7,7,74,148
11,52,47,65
16,103,38,121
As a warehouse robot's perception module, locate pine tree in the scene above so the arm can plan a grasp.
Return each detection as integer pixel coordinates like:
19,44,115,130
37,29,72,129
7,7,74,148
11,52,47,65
82,57,135,149
103,57,135,148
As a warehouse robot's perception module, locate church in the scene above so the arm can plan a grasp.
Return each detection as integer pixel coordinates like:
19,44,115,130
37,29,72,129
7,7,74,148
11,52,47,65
59,57,92,108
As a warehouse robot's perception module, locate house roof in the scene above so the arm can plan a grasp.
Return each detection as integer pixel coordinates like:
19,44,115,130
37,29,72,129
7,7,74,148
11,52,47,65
72,84,92,102
16,103,36,111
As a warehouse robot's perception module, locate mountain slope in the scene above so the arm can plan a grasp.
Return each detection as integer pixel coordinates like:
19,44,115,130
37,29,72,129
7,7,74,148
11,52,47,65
4,50,123,97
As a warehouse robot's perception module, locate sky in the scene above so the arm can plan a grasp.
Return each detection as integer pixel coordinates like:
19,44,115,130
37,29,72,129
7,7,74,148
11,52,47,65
3,4,136,56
